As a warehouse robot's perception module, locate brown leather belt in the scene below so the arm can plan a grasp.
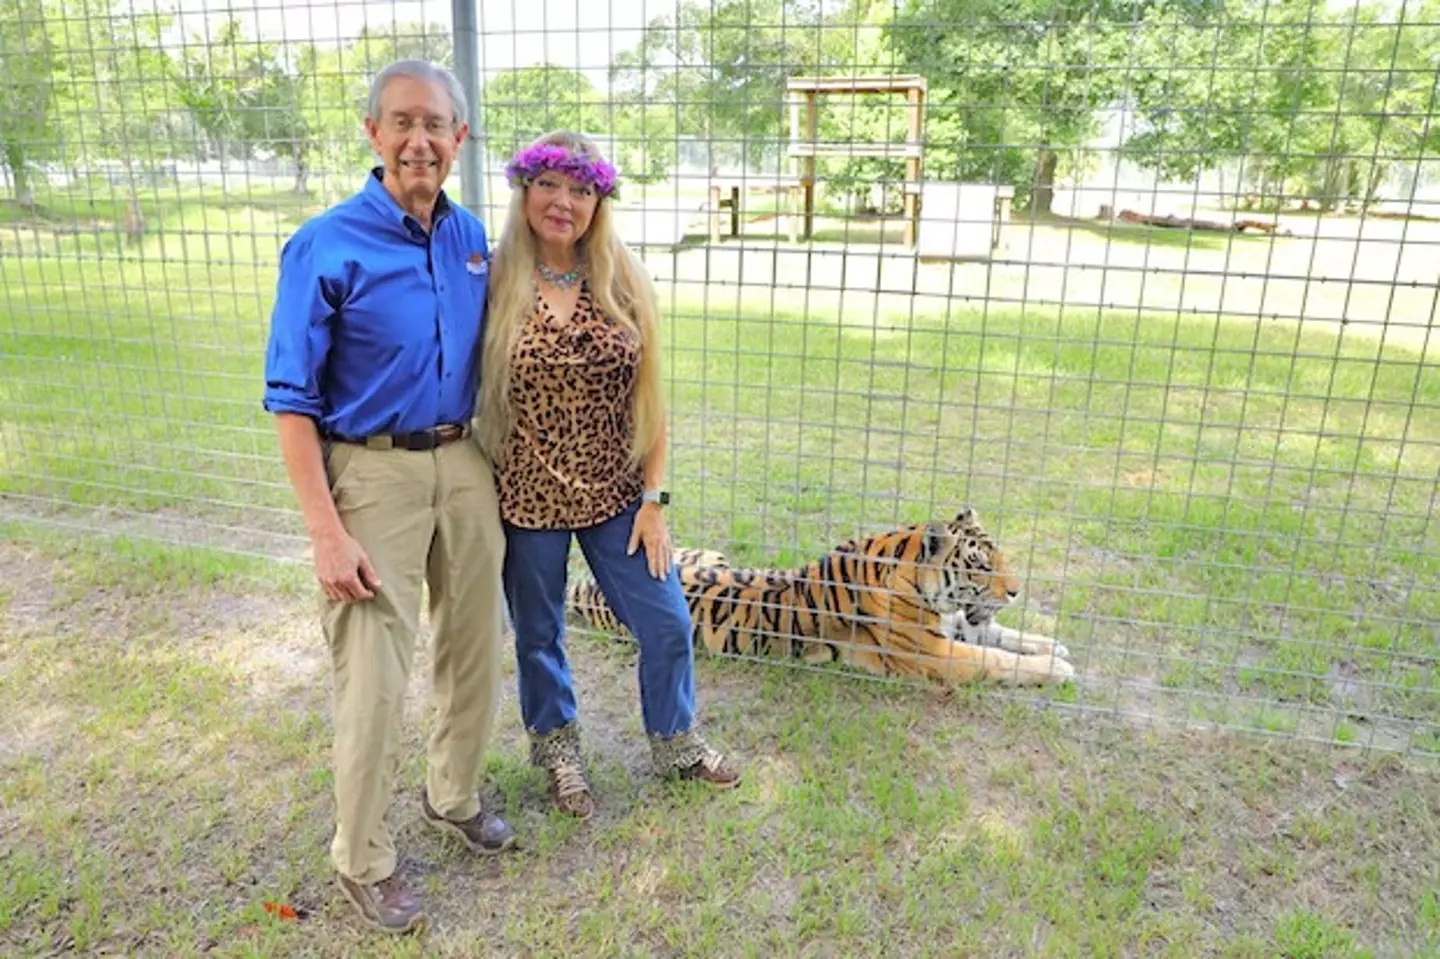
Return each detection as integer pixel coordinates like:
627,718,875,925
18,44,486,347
329,423,470,451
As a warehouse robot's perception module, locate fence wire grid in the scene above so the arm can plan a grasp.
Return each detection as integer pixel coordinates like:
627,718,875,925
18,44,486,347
1,0,1437,756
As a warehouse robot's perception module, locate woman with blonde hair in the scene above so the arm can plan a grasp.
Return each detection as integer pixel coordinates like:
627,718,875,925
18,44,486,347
476,131,741,818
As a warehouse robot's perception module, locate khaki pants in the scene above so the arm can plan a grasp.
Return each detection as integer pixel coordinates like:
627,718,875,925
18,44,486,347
321,436,506,884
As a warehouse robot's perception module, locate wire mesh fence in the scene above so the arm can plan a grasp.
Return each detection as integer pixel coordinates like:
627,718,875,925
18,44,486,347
1,0,1436,756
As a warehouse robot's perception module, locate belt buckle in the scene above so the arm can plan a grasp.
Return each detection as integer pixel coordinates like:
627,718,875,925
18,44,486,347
435,424,465,446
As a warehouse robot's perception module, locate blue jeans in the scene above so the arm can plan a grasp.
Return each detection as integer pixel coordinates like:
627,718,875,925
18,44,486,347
502,499,697,739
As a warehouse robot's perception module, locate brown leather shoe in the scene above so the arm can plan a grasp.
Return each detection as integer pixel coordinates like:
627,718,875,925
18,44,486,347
335,873,425,934
421,791,517,854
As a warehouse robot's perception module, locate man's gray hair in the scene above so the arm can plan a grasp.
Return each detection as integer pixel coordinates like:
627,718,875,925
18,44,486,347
366,59,469,128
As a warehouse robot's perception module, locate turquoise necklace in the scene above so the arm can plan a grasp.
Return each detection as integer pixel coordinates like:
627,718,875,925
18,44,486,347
536,261,584,290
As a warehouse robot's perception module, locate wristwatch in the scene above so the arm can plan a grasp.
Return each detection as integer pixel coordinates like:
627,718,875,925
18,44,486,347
641,488,670,507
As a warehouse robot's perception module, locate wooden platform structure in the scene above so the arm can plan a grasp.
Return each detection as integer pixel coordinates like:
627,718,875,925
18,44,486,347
784,75,927,247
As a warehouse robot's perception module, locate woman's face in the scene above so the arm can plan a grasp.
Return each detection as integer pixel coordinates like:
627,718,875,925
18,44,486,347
525,169,600,253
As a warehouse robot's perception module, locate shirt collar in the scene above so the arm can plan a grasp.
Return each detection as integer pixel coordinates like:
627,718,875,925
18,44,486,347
361,165,453,235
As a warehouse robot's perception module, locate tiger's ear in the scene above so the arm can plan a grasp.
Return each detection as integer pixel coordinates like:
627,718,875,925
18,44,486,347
954,506,979,527
922,520,958,562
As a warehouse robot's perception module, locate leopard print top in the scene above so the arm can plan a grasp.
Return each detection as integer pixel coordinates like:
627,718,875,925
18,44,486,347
496,282,645,530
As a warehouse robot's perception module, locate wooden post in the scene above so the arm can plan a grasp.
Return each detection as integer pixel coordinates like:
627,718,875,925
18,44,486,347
802,90,817,241
730,185,740,238
709,184,720,244
904,86,923,249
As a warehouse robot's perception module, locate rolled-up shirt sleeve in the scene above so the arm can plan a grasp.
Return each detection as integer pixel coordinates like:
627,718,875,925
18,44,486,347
263,230,339,421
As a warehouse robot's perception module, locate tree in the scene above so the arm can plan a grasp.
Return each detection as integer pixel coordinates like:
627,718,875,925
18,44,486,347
1326,0,1440,209
1118,0,1338,207
173,20,324,193
43,0,178,242
173,18,265,161
609,0,832,175
290,42,373,197
0,0,56,206
347,22,452,74
173,20,459,197
50,1,177,171
888,0,1137,213
1117,0,1437,211
481,65,605,160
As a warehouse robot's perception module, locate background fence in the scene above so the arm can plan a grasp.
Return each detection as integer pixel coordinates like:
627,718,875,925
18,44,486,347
1,0,1437,756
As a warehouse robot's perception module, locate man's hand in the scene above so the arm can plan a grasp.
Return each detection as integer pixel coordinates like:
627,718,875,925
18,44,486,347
274,413,382,603
314,528,382,602
627,502,671,580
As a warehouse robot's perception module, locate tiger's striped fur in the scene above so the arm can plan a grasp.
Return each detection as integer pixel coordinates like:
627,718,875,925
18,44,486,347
565,508,1074,686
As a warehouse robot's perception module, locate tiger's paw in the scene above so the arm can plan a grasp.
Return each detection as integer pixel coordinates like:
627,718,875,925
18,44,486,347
1001,653,1075,686
1016,636,1071,660
974,622,1073,663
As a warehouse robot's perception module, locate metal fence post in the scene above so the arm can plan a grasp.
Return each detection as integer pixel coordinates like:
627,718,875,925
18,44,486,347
451,0,484,214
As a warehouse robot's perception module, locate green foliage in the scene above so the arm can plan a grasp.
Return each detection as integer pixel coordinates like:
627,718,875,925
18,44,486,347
10,8,454,200
169,18,389,194
609,0,833,174
47,0,178,179
6,0,1439,222
0,0,56,205
347,22,452,72
888,0,1138,212
481,64,607,160
171,19,317,191
1120,0,1439,209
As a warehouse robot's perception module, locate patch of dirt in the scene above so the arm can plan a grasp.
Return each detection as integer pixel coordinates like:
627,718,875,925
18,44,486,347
0,498,311,566
0,543,63,637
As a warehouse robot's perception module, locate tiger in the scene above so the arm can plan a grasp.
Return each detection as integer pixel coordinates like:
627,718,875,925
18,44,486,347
565,507,1075,686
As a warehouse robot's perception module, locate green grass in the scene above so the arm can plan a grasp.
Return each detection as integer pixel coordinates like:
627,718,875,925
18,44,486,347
2,186,1438,747
1,538,1437,956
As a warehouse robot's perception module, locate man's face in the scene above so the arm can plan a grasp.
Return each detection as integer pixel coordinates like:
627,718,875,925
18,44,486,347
364,75,466,207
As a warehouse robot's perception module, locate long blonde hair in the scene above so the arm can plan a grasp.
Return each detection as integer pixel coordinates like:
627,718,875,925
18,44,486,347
475,130,665,468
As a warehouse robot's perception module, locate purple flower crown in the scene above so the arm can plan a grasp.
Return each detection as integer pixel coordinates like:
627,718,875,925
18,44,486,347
504,143,619,199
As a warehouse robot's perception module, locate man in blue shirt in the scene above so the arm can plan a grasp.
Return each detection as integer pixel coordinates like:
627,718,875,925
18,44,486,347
263,58,514,935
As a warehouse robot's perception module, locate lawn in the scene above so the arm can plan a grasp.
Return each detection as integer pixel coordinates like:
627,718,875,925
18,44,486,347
2,178,1439,954
5,187,1436,750
0,533,1437,957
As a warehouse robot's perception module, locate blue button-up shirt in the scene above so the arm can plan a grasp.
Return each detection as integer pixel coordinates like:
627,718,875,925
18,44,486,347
262,167,490,438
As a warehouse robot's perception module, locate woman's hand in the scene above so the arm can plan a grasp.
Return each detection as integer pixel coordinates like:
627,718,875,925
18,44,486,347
627,502,671,580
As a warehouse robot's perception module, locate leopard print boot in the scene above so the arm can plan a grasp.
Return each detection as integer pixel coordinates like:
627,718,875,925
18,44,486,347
528,723,595,820
649,728,742,789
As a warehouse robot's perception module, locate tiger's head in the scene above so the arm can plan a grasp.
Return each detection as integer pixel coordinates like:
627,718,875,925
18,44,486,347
912,507,1021,630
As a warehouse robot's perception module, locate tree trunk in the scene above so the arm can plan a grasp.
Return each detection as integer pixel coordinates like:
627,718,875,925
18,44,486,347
1032,148,1058,215
1360,161,1388,214
122,161,144,248
4,146,38,210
